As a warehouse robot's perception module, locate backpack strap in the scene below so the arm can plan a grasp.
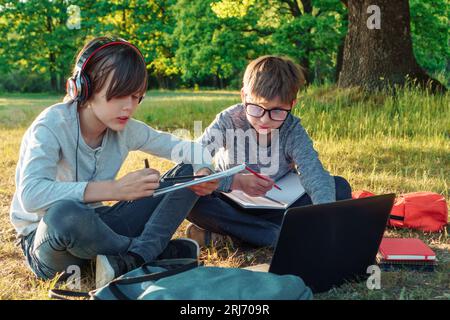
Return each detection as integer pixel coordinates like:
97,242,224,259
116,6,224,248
101,259,199,300
48,288,91,300
389,214,404,221
48,259,198,300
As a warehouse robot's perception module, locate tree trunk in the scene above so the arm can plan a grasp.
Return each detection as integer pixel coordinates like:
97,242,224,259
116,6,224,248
301,55,313,84
335,39,345,82
338,0,446,93
285,0,314,84
156,74,168,89
335,10,347,82
46,15,57,92
59,72,66,92
215,73,224,89
49,52,57,92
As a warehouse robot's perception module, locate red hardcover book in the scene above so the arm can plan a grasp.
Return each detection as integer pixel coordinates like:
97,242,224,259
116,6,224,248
378,238,436,261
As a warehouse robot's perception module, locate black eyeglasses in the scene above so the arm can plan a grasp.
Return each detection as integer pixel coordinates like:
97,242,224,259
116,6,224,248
244,101,292,121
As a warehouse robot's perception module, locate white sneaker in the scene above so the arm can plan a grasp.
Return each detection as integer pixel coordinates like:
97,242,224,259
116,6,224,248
95,254,140,289
95,255,115,289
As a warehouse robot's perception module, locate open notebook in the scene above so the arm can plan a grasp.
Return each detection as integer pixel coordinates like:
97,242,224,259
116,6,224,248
221,172,306,209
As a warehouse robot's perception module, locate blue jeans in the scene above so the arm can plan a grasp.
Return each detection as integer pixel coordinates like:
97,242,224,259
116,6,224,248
20,163,197,280
187,176,352,248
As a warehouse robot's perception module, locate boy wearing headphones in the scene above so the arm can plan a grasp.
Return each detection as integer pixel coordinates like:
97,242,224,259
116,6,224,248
10,37,218,288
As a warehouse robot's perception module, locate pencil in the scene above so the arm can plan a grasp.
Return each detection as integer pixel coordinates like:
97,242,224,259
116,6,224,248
245,166,282,190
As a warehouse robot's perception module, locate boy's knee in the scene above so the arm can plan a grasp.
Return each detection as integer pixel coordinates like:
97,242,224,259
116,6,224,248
186,205,207,225
333,176,352,200
259,228,280,248
44,200,92,236
188,195,220,217
187,197,221,228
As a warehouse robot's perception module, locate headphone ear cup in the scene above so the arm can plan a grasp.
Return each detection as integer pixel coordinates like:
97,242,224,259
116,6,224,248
78,71,92,102
66,78,78,100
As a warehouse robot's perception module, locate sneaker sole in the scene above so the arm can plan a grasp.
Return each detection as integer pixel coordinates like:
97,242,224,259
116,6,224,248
95,255,115,289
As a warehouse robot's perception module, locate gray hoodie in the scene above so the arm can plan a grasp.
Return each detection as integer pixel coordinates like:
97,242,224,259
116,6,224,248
197,103,336,204
10,101,213,237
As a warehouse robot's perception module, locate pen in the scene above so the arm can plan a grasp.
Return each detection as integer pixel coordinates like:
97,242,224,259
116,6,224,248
245,166,282,190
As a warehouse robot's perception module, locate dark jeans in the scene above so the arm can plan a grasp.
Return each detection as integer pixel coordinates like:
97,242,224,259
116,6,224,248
187,176,352,248
20,163,196,280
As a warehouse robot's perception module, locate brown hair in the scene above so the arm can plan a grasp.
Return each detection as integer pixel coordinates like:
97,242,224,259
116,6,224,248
66,36,147,105
243,55,305,104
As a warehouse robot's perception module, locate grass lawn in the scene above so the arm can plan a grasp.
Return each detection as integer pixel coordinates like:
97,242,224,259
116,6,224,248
0,87,448,300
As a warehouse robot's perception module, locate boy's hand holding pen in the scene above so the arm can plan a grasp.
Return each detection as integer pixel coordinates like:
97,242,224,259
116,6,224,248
230,166,279,197
111,159,160,201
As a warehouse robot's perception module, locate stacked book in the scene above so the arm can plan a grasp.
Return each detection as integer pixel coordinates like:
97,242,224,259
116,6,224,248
377,238,437,272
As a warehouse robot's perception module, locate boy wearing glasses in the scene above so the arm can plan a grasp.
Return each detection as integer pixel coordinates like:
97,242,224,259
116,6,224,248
186,55,352,248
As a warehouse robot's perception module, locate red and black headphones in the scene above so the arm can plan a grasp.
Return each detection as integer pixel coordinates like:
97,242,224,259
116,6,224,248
66,37,146,103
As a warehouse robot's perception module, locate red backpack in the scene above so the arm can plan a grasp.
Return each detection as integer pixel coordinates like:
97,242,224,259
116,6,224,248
352,191,448,232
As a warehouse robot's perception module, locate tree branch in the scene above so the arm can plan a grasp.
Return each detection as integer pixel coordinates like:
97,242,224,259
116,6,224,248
242,27,274,37
281,0,302,17
300,0,313,14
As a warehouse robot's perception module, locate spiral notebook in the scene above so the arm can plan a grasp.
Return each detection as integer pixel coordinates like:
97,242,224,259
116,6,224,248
153,164,246,197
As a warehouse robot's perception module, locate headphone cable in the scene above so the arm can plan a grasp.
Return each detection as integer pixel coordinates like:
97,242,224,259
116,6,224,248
75,101,80,182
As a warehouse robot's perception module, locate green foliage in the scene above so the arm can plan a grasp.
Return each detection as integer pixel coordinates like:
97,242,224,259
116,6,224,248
410,0,450,82
0,0,180,91
172,0,265,87
0,0,448,92
0,0,87,91
271,0,347,82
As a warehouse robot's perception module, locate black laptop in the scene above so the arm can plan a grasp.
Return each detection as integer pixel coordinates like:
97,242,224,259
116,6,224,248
245,194,396,293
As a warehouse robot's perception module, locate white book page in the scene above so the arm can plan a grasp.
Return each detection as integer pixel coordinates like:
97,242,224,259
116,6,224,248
222,172,305,209
387,255,435,261
224,190,286,209
265,173,305,204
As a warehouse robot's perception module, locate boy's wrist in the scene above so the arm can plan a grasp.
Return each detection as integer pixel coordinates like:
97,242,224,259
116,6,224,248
231,174,242,191
109,180,119,200
84,180,118,203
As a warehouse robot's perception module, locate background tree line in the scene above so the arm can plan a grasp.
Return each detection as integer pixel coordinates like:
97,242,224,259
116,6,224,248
0,0,448,92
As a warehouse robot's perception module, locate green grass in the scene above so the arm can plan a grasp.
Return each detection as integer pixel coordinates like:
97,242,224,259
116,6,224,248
0,87,448,300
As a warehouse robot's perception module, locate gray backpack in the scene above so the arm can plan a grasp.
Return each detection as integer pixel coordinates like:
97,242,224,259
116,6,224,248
50,258,313,300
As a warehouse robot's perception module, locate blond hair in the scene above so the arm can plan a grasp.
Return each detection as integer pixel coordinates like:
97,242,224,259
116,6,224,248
243,55,305,103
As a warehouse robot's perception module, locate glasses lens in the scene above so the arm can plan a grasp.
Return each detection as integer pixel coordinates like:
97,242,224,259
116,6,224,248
246,104,265,117
270,109,288,121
